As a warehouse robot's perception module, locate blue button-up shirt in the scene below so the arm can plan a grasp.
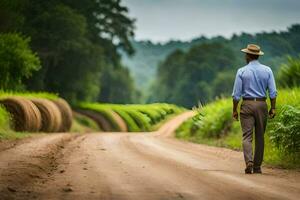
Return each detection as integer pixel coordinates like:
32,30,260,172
232,60,277,101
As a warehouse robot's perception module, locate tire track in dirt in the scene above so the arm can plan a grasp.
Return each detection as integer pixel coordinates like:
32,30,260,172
0,133,79,199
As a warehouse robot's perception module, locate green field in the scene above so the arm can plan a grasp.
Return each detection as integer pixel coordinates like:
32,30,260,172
176,88,300,168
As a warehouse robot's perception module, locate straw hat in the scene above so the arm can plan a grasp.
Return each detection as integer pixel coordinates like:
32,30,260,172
241,44,264,56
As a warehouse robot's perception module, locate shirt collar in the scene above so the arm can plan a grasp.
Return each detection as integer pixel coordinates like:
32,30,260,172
248,60,260,65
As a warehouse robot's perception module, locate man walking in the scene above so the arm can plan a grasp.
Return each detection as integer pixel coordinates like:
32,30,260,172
232,44,277,174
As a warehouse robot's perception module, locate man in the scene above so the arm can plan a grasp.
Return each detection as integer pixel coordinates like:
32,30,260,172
232,44,277,174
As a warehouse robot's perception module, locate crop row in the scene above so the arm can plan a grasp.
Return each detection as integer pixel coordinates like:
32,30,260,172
77,103,185,132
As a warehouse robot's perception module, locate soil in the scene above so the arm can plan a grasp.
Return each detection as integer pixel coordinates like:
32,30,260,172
0,111,299,200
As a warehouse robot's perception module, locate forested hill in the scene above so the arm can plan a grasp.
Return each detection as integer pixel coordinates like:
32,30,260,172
121,37,207,89
149,24,300,107
122,24,300,92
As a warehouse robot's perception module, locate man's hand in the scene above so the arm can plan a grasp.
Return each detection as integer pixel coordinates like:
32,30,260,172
232,110,239,121
269,108,276,119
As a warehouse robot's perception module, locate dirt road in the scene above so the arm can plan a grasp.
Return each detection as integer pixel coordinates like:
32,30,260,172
0,111,299,200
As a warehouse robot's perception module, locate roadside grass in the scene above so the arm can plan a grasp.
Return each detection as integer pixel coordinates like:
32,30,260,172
0,90,58,100
176,88,300,168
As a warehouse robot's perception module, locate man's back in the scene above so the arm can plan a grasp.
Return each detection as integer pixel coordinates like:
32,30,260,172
232,60,277,100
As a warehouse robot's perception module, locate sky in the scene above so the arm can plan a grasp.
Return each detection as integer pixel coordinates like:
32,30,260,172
122,0,300,43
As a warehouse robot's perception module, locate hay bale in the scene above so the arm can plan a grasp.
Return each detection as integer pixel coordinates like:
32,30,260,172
31,99,62,132
75,109,113,131
0,97,42,132
52,98,73,132
110,110,128,132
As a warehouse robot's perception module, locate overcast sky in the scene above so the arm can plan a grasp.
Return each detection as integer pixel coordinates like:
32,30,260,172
122,0,300,43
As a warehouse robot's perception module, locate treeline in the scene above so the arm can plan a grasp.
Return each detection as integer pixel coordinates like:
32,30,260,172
0,0,138,104
150,24,300,107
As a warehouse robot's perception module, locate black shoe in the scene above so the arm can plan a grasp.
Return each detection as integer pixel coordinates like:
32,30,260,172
253,167,262,174
245,162,253,174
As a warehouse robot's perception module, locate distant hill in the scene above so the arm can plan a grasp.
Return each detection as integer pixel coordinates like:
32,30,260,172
121,24,300,92
121,37,208,90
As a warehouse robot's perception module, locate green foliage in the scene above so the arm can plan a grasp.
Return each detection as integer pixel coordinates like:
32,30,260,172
151,42,237,107
0,33,41,90
124,24,300,103
278,56,300,88
212,71,236,98
176,88,300,168
98,65,137,104
0,0,136,104
270,105,300,155
177,99,232,139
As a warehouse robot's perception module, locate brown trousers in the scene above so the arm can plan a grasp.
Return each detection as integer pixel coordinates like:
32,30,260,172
240,101,268,167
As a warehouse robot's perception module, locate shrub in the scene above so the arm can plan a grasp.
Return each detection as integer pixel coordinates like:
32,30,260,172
189,99,233,138
270,105,300,155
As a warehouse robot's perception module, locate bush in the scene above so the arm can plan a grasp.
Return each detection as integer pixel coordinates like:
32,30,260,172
270,105,300,155
180,99,232,139
0,33,41,90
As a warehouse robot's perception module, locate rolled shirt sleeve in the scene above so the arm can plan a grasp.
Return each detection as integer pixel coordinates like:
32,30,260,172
232,69,243,101
268,69,277,99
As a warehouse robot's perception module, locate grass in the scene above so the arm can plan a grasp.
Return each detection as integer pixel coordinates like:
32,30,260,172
0,90,59,100
176,88,300,168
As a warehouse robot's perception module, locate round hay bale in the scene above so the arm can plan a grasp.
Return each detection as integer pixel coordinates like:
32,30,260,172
52,98,73,132
110,110,128,132
31,99,62,132
75,109,113,131
0,97,42,132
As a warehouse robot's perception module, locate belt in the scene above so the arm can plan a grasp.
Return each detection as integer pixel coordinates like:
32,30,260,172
243,97,266,101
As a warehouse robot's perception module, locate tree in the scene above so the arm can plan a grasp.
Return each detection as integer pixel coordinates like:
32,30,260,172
98,64,136,103
151,42,237,107
0,0,136,103
212,71,235,98
0,33,40,90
